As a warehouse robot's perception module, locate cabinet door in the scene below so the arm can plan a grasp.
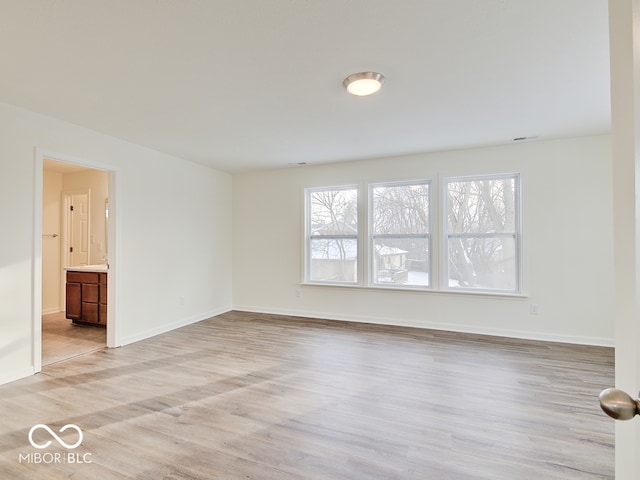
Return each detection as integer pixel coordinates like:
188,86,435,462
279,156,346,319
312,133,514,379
82,303,99,324
66,282,82,321
99,304,107,324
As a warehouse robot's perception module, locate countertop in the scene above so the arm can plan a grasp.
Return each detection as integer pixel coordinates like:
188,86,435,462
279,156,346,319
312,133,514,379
65,264,109,273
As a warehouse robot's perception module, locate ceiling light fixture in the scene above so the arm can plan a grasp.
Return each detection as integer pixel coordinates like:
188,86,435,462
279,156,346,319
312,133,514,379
343,72,385,96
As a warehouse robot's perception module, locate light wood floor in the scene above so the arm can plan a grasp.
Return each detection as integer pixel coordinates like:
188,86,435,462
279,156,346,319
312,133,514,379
1,311,614,479
42,312,106,366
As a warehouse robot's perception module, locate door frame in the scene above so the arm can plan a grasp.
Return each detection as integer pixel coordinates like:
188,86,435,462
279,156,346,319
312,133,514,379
33,148,120,373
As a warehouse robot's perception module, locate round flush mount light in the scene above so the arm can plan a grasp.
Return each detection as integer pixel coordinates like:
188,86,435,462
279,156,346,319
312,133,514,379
343,72,385,96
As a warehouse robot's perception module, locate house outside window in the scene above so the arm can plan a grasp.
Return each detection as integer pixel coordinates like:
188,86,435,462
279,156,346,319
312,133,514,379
305,186,358,284
445,173,520,293
370,181,431,288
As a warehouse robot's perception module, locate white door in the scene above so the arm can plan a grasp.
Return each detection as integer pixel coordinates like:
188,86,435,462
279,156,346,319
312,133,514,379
68,194,89,266
609,1,640,478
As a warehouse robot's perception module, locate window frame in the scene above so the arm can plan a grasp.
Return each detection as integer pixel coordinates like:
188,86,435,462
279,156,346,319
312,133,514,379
442,173,521,294
368,179,432,290
302,173,522,296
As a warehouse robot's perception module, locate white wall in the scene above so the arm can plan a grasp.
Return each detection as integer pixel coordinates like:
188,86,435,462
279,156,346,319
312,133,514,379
233,135,614,346
0,100,233,385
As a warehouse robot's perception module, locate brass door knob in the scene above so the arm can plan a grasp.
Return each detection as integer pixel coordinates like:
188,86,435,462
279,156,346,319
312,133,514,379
599,388,640,420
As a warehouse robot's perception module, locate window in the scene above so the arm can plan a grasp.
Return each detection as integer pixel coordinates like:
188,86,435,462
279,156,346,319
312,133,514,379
370,181,430,287
303,173,521,294
306,186,358,284
445,174,520,292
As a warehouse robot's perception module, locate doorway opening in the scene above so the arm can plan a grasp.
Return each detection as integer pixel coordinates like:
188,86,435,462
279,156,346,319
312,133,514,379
37,152,117,369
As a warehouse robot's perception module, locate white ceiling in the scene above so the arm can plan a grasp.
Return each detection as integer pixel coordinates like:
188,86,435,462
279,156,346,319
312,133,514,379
0,1,611,174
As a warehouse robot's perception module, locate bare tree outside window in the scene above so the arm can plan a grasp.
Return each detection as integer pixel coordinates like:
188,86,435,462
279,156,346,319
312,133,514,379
446,175,519,292
307,187,358,283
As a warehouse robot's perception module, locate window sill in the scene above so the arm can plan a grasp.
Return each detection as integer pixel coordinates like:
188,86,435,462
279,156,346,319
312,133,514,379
300,282,527,299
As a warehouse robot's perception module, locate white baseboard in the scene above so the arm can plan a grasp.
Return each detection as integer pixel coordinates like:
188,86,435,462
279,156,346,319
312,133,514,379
42,307,62,315
118,306,233,346
232,304,614,347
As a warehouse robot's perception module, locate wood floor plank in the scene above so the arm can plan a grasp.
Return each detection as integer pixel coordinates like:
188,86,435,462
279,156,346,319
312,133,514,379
42,312,106,366
0,311,614,479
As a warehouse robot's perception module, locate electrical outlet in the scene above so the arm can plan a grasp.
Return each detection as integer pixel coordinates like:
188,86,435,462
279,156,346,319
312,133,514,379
179,296,185,306
530,304,539,315
295,290,301,298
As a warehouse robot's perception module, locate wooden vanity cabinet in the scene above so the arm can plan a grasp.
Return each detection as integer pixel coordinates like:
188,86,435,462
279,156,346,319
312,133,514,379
66,271,107,326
